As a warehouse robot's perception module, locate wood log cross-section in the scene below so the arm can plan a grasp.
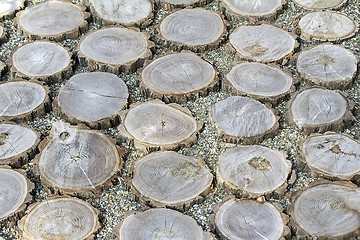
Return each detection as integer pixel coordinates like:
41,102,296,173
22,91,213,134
293,0,348,10
0,23,7,44
0,0,25,20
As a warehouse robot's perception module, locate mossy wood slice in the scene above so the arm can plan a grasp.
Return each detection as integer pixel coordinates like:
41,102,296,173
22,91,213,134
34,121,123,196
158,0,213,9
296,44,358,89
298,11,357,42
0,122,39,167
217,145,291,198
300,133,360,180
214,198,287,240
10,41,72,82
286,87,354,133
131,151,213,210
293,0,347,10
78,27,154,74
18,196,100,240
0,0,25,20
140,52,218,103
289,181,360,239
0,80,49,122
0,23,7,43
224,62,294,104
54,72,129,129
157,8,226,52
114,208,213,240
15,0,89,41
87,0,153,27
118,100,201,151
229,24,296,63
210,96,278,144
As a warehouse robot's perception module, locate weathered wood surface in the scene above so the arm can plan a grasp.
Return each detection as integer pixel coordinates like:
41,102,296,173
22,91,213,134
18,196,100,240
211,96,278,144
54,72,129,129
229,24,296,63
78,26,154,74
296,44,357,89
293,0,347,9
298,11,357,42
140,52,218,103
114,208,213,240
0,0,25,20
131,151,213,209
158,0,213,9
118,99,202,151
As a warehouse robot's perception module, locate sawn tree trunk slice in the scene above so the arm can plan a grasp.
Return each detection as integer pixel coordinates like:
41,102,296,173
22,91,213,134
54,72,129,129
210,96,279,144
293,0,347,10
18,196,100,240
118,99,202,151
158,0,213,9
78,26,154,74
0,0,25,20
131,151,213,210
140,52,218,103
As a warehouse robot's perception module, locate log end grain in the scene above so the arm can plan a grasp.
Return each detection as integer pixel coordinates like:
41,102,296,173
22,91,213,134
0,0,25,20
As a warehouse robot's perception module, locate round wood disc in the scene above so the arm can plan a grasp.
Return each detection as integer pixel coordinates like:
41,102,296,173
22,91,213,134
215,198,286,240
114,208,212,240
0,0,24,20
54,72,129,129
141,52,217,103
301,133,360,180
296,44,357,89
293,0,347,9
298,11,357,41
78,26,153,74
132,151,213,208
210,96,278,144
217,145,290,197
224,62,293,103
229,24,296,63
18,197,100,240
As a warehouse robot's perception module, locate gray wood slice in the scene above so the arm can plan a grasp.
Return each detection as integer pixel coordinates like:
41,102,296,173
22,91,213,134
217,145,291,197
214,198,287,240
15,0,89,41
296,44,358,89
0,0,25,20
78,26,154,74
158,0,213,9
140,52,218,103
224,62,294,104
229,24,296,63
158,8,225,52
210,96,279,144
114,208,213,240
293,0,347,9
18,196,100,240
54,72,129,129
0,80,49,122
298,11,357,42
131,151,213,210
287,87,354,133
118,99,201,151
300,133,360,180
87,0,153,27
289,181,360,239
34,121,122,196
10,41,72,82
0,122,39,167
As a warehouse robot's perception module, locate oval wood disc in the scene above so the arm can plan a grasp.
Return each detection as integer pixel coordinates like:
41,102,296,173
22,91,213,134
296,44,358,89
293,0,347,9
289,181,360,238
34,121,122,195
119,100,201,151
0,80,49,122
140,52,218,103
54,72,129,129
132,151,212,209
217,145,291,197
224,62,294,103
300,133,360,180
298,11,357,41
158,0,213,9
158,8,225,51
0,0,25,20
15,1,89,41
210,96,278,144
18,196,100,240
78,26,153,74
214,198,286,240
229,24,296,63
114,208,213,240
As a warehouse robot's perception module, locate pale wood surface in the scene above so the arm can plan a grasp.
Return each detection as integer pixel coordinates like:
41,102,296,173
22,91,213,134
293,0,347,9
0,0,24,20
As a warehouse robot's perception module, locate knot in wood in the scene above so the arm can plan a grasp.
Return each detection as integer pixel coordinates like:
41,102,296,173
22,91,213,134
248,157,272,171
0,132,9,145
59,131,70,141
